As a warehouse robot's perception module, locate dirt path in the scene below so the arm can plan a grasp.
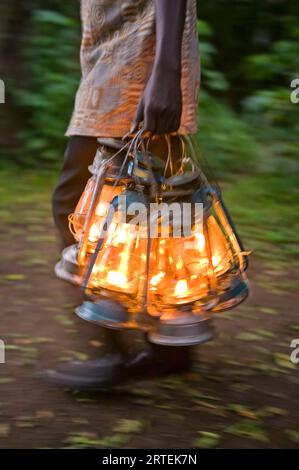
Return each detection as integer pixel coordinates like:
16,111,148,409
0,204,298,448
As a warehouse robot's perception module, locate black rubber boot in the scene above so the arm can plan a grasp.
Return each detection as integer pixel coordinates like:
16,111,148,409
42,332,192,391
44,353,126,391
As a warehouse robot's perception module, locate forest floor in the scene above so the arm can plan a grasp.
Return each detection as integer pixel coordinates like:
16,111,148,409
0,169,298,449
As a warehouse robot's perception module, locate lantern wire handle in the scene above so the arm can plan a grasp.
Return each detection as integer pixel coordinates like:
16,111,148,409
112,128,145,189
186,135,222,192
175,134,188,176
77,139,132,260
68,214,78,240
184,135,210,188
163,135,174,180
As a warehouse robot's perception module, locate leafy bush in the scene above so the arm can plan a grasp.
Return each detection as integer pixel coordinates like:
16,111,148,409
241,27,299,161
14,9,80,166
8,9,297,178
196,21,260,177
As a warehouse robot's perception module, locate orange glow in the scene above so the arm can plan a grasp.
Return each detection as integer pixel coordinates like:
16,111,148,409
148,237,210,307
175,279,189,297
70,177,95,240
147,208,238,313
81,184,248,318
107,270,128,287
95,201,109,218
76,184,125,266
196,233,206,252
150,272,165,288
207,216,232,275
88,223,102,243
87,216,147,296
212,255,220,267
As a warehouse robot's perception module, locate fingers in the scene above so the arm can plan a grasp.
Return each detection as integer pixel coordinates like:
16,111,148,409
131,98,145,133
133,101,181,135
155,110,181,135
169,113,181,134
144,107,157,134
155,109,168,135
144,107,176,135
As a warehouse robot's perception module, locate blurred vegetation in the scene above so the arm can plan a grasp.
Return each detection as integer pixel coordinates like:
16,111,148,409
0,1,298,267
0,1,298,170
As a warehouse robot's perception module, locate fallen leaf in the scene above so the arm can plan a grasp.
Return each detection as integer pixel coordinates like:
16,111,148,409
0,424,10,438
258,407,288,418
35,411,55,420
3,274,27,281
237,332,264,342
285,429,299,444
0,377,16,384
89,340,103,348
113,419,144,434
194,431,220,449
55,315,74,327
274,352,296,370
225,419,269,443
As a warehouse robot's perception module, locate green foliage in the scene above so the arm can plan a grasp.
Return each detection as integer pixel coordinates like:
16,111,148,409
197,20,229,93
224,173,299,269
2,2,297,177
14,9,80,166
197,91,260,176
196,21,260,176
241,27,299,160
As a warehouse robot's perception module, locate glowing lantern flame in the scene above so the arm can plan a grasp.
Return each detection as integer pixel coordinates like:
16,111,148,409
176,257,184,270
150,272,165,287
175,279,189,298
107,271,127,287
115,225,130,245
95,202,109,217
88,224,102,243
196,233,206,252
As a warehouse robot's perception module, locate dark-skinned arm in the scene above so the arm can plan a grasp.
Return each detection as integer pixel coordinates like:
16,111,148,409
132,0,187,135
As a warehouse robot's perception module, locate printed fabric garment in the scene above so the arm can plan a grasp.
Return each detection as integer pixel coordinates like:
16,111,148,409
66,0,200,138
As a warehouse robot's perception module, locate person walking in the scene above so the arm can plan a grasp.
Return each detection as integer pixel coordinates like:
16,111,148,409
48,0,200,390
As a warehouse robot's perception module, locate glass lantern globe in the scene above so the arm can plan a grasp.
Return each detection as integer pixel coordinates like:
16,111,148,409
147,186,249,346
55,142,133,285
76,190,150,330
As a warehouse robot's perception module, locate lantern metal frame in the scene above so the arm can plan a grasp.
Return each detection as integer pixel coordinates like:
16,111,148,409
55,243,82,285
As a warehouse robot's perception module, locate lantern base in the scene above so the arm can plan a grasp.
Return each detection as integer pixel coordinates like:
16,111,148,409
75,300,132,330
148,314,215,347
55,244,82,286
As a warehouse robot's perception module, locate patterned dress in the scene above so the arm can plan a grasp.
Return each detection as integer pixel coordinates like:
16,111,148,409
66,0,200,137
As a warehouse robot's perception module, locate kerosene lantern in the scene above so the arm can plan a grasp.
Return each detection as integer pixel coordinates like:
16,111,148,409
73,134,250,347
147,182,249,346
76,190,150,329
76,149,166,329
55,138,132,285
144,137,249,346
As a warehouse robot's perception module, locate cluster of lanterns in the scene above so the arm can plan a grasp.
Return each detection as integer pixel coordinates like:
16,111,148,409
56,134,249,346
